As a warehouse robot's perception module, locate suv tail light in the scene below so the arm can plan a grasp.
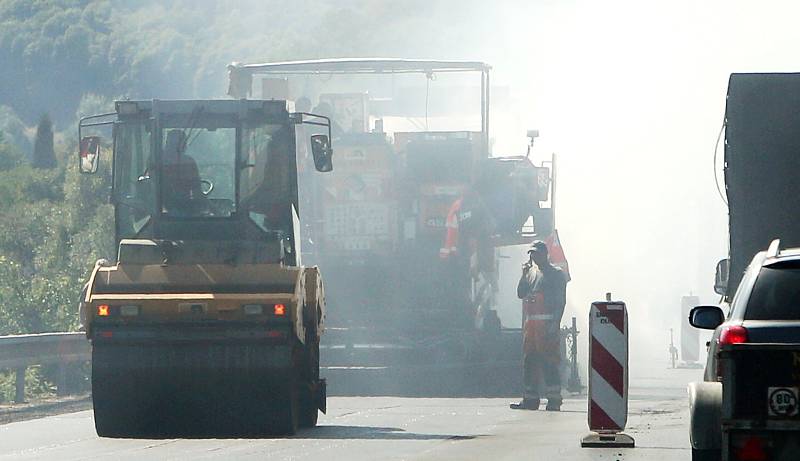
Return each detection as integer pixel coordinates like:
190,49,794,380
717,325,749,380
719,325,749,346
733,433,768,461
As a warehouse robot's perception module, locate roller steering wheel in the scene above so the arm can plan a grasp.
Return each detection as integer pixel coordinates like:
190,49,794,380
200,179,214,196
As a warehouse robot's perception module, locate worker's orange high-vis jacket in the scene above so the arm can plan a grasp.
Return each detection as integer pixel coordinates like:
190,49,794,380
519,263,567,357
439,198,462,259
522,292,559,356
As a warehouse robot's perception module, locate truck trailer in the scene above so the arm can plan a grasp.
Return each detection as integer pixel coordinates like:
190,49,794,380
689,73,800,459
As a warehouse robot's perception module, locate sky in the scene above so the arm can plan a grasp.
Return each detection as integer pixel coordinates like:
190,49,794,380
469,0,800,363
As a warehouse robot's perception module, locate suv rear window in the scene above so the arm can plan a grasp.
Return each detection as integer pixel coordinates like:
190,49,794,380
745,267,800,320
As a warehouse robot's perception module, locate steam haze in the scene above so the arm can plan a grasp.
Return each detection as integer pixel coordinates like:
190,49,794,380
6,1,800,453
127,0,797,365
7,0,798,369
217,3,800,350
481,1,798,367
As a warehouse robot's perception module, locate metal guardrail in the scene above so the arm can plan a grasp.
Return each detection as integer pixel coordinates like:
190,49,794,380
0,332,90,404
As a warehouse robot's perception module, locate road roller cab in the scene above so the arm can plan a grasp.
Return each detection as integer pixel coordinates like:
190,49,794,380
77,99,332,437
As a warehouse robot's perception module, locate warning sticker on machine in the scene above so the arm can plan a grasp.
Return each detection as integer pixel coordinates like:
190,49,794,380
768,387,799,417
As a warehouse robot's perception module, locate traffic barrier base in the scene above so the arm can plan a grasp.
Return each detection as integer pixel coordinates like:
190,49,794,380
581,432,635,448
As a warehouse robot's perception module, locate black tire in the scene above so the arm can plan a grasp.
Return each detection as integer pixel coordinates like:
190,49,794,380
93,393,130,438
92,349,144,438
273,382,300,436
298,339,320,428
299,398,319,428
298,387,318,428
691,448,721,461
298,304,321,428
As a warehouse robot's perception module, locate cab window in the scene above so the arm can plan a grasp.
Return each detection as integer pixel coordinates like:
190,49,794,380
114,122,153,238
745,267,800,320
160,128,236,218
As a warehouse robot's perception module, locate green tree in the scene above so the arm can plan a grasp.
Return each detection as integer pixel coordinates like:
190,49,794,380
0,106,30,155
0,132,23,171
32,114,56,169
75,93,114,121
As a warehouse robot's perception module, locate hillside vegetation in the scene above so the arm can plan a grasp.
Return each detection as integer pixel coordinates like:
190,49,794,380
0,0,488,400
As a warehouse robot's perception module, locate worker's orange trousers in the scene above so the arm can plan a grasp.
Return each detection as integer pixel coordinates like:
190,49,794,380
522,294,561,401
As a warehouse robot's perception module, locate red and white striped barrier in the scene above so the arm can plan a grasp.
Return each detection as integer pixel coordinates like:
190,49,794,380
582,294,634,448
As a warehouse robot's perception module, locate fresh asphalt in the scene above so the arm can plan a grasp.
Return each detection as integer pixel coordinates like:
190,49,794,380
0,365,699,460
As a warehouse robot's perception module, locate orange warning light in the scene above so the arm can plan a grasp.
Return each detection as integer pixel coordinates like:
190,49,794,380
274,304,286,316
97,305,110,316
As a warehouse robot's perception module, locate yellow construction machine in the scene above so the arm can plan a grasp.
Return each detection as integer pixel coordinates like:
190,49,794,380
77,99,332,436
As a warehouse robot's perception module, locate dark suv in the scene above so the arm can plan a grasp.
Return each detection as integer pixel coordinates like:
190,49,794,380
687,239,800,460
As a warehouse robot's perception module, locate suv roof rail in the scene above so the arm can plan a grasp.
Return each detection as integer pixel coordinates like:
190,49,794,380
767,238,781,258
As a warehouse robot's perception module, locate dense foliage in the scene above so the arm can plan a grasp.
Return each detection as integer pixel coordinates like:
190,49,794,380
0,122,111,402
0,0,485,124
0,136,112,336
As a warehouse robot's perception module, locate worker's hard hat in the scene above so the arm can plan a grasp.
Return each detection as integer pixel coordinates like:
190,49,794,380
527,240,548,255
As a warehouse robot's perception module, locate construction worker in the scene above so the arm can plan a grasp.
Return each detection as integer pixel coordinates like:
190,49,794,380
510,240,568,411
161,130,208,216
439,197,462,259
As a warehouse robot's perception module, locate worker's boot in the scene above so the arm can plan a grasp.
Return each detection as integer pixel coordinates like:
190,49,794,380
509,398,540,410
545,398,562,411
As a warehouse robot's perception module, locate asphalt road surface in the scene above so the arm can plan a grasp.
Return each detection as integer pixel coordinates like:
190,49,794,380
0,367,699,460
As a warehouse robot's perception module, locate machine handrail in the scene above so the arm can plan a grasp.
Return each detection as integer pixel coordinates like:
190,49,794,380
229,58,491,75
227,57,492,155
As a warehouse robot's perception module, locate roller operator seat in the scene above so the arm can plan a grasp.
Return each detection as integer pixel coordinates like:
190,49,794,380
161,130,207,216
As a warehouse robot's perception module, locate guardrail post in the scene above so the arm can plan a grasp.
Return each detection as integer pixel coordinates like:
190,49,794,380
15,366,26,404
56,363,68,396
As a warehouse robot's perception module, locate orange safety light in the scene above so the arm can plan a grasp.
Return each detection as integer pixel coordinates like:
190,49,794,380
273,304,286,316
97,304,110,316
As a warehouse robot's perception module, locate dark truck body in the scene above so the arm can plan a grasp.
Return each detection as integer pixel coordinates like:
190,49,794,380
720,344,800,460
689,74,800,458
724,73,800,299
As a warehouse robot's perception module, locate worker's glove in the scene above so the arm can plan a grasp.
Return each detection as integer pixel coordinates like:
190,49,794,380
522,262,533,272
